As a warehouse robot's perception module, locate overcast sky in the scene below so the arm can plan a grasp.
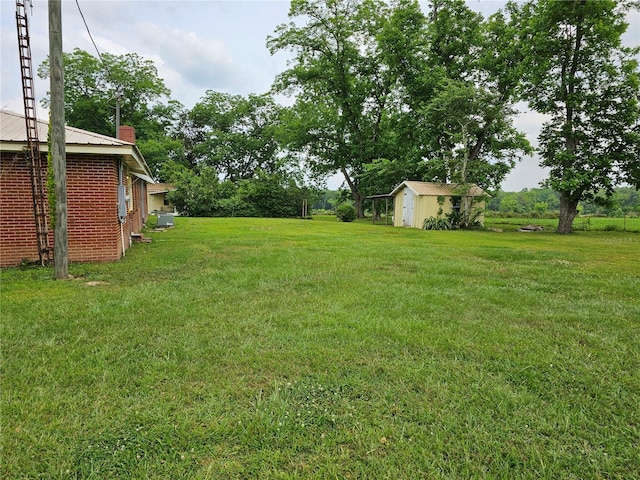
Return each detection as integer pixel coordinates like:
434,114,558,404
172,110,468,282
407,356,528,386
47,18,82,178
1,0,638,191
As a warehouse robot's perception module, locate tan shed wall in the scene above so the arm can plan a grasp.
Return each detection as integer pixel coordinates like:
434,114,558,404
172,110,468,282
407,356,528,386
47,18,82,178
413,195,448,227
475,200,486,223
148,193,166,214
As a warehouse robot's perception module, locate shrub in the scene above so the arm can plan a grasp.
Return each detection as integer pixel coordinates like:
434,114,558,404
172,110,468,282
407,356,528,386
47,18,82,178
313,209,334,216
336,202,356,222
423,216,452,230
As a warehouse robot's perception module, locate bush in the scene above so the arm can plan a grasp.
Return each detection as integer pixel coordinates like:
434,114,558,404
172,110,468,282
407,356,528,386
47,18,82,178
313,209,334,216
423,216,452,230
336,202,356,222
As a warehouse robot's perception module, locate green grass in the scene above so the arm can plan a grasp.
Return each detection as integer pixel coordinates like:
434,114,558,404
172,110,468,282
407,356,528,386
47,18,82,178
2,216,639,479
485,215,640,232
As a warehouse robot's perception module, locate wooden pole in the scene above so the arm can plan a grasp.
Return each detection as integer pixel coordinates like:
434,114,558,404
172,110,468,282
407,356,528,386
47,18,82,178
385,199,389,226
49,0,68,279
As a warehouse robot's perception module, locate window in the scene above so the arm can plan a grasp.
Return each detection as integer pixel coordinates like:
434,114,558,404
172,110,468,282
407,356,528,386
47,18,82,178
126,175,134,212
451,196,461,213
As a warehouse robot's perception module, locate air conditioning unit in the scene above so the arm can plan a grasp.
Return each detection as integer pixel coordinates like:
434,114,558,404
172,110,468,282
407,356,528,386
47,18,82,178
157,214,174,228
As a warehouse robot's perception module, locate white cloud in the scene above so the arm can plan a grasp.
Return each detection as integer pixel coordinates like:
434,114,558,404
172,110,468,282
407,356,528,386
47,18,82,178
136,23,237,90
502,155,549,192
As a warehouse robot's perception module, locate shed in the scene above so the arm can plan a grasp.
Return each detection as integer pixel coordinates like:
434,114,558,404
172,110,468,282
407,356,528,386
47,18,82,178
390,181,487,228
0,109,154,266
147,182,176,215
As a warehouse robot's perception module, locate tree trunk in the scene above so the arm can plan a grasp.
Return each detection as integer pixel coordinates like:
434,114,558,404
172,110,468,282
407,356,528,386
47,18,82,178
353,193,365,219
372,200,382,221
341,167,365,218
462,195,472,228
557,191,579,234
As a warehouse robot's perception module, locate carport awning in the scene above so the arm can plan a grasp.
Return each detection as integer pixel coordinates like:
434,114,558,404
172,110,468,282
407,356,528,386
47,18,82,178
130,171,155,184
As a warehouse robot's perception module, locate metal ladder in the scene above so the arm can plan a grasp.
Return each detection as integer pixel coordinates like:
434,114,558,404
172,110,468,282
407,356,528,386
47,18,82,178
16,0,51,265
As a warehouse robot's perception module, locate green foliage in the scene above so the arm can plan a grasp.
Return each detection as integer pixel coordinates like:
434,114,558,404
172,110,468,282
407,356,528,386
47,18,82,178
445,210,463,229
520,0,640,232
38,48,173,140
189,91,284,182
237,171,310,218
311,190,339,212
38,49,186,180
423,216,452,230
370,0,532,195
484,215,640,232
336,202,356,222
164,162,310,218
487,187,639,218
268,0,396,217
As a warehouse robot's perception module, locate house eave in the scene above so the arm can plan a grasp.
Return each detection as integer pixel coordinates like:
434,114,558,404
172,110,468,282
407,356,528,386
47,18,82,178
0,141,154,183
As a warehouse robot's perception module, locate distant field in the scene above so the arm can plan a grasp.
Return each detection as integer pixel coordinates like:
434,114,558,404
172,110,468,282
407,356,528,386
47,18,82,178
2,216,639,478
485,215,640,232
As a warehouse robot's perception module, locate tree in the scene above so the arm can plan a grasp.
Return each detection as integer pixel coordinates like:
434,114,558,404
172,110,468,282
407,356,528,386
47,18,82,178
38,48,182,177
360,0,532,200
188,91,284,183
420,1,532,188
38,48,171,136
237,170,312,218
164,161,312,218
268,0,396,217
164,163,225,217
521,0,640,233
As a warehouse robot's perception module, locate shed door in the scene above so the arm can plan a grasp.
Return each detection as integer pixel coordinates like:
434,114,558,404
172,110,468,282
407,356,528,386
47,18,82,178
402,189,414,227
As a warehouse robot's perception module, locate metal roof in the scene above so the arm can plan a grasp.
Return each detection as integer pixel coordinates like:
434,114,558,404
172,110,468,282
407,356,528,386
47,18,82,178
147,183,175,195
390,181,487,197
0,109,154,182
1,109,133,146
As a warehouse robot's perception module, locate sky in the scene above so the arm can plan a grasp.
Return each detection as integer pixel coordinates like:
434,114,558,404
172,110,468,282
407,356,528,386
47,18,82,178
1,0,639,192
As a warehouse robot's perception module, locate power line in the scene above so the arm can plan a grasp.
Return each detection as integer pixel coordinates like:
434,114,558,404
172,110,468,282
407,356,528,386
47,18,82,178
75,0,106,66
74,0,121,135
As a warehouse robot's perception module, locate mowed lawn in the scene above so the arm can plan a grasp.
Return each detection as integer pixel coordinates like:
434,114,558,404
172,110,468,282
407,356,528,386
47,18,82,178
2,216,639,479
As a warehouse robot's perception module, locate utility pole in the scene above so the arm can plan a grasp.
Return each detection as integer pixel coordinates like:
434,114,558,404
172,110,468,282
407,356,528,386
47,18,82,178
115,93,121,138
49,0,68,279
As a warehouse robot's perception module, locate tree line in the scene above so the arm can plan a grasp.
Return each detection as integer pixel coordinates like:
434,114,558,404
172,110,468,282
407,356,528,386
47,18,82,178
487,187,640,217
39,0,639,233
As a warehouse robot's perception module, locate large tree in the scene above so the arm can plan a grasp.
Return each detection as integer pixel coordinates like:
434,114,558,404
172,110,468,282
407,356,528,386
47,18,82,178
521,0,640,233
268,0,396,217
38,48,171,137
360,0,532,199
38,48,182,177
188,91,284,183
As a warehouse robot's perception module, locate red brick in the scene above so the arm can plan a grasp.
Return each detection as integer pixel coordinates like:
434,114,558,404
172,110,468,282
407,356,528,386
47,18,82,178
1,152,148,266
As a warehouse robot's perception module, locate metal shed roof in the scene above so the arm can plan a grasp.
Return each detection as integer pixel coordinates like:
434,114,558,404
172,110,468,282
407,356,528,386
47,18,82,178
147,183,175,195
390,181,486,197
0,109,154,182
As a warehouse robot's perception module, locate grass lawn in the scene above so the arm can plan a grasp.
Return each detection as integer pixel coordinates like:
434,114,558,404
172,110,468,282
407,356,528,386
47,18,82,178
484,216,640,233
2,216,639,479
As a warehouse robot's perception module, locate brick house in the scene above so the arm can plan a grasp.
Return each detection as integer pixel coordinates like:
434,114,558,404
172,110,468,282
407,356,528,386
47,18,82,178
0,109,154,266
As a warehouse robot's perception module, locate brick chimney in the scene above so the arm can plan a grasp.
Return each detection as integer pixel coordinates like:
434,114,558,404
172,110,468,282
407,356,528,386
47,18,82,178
118,125,136,144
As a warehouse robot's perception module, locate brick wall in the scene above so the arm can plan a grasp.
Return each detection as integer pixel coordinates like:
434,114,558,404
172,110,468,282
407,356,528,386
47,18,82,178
65,154,121,263
0,152,41,264
0,151,147,267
